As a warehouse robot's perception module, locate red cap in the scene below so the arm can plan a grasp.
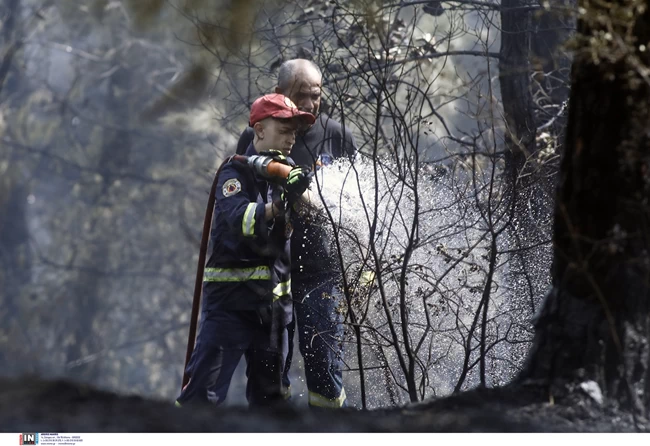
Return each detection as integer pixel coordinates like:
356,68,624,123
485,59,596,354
249,94,316,127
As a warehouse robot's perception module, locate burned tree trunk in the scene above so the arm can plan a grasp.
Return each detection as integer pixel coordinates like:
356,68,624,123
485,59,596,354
500,0,536,185
498,0,538,242
519,0,650,415
498,0,548,363
529,0,577,214
530,1,575,134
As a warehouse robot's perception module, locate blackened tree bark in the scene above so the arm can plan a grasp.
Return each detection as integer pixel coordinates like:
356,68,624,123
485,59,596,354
528,0,577,231
498,0,547,351
519,0,650,416
500,0,536,185
530,0,575,136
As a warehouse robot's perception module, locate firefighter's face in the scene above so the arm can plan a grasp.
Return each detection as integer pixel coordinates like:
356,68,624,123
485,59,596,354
277,70,322,117
256,118,298,155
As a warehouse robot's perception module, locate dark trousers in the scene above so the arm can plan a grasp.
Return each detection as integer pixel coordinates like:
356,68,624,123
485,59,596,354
283,274,347,408
176,308,288,407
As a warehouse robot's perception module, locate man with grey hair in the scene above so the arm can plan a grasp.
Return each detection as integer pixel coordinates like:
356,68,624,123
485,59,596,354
237,58,357,408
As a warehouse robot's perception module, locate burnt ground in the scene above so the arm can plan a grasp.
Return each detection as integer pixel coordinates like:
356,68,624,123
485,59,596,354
0,376,646,432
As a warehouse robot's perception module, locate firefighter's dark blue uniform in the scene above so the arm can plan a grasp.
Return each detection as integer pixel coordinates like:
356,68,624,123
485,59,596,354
175,143,293,407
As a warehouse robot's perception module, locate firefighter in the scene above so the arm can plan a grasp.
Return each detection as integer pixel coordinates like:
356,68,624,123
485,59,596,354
175,93,315,408
236,59,358,408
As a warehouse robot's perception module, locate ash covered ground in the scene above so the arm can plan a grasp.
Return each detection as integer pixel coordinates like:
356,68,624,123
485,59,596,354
1,376,644,433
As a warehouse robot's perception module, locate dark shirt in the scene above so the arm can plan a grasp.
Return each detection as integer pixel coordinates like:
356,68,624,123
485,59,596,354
236,113,357,278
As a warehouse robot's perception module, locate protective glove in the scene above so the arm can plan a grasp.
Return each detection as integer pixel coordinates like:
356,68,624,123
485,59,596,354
258,150,291,165
285,166,312,203
256,150,295,185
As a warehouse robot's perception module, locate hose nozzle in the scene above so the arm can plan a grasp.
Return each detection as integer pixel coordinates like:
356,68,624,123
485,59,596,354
233,154,293,181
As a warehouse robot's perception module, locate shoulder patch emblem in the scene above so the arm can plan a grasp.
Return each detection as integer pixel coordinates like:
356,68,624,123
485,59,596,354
222,178,242,197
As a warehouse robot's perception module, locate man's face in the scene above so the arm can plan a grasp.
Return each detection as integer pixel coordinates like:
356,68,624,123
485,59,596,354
262,118,298,156
280,71,322,117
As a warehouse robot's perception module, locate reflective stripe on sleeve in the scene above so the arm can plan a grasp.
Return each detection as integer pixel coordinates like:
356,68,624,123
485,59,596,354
272,279,291,301
204,266,271,282
242,203,257,237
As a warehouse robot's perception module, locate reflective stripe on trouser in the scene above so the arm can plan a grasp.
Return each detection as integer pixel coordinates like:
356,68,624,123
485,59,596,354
204,266,271,282
242,203,257,236
272,279,291,302
308,388,347,408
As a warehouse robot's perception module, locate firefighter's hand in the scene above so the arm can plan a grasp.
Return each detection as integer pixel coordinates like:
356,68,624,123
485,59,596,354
285,166,312,203
265,199,285,221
